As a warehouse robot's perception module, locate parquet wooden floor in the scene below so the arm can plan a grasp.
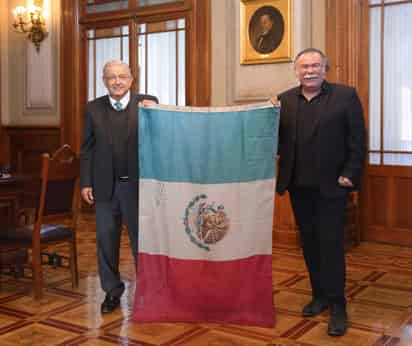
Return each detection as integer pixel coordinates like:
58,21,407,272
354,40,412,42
1,213,412,345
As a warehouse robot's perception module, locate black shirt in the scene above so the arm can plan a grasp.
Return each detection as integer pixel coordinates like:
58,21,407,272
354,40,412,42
108,106,129,179
292,83,329,188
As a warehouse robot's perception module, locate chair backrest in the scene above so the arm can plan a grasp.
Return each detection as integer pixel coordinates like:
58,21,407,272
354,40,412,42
35,145,80,226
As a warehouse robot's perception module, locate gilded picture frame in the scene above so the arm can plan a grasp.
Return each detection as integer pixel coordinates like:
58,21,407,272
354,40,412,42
240,0,293,65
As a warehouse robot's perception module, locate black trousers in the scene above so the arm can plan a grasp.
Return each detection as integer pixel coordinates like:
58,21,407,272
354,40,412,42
95,181,138,297
289,187,347,305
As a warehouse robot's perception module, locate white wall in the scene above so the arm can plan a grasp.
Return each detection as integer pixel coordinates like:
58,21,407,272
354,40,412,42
211,0,325,106
0,0,10,124
0,0,60,126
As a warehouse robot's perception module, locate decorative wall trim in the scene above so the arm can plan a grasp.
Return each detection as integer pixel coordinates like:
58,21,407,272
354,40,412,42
23,0,60,120
24,35,56,110
3,0,61,126
0,0,10,125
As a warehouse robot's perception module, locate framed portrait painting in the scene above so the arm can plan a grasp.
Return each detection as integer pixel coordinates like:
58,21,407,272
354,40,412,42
240,0,293,64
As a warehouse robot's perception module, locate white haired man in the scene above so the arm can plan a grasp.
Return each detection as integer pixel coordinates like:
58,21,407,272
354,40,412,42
80,60,157,313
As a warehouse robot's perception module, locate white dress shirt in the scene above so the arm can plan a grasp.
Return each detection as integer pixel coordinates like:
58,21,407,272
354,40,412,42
108,91,130,111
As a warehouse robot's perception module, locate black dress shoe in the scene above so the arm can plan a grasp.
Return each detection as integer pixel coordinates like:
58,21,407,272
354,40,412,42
328,303,348,336
101,294,121,314
302,298,328,317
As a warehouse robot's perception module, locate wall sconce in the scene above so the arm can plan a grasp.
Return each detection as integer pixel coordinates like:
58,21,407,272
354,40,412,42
12,3,48,52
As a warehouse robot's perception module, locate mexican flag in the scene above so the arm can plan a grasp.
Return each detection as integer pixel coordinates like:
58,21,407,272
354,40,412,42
133,103,279,327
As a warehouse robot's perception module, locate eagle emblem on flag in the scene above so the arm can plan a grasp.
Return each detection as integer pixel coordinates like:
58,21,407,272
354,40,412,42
184,194,230,251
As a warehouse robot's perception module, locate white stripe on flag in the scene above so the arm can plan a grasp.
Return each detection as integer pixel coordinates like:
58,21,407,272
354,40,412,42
139,178,275,261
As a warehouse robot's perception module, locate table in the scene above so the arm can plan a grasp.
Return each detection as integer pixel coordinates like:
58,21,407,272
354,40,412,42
0,174,31,275
0,174,30,227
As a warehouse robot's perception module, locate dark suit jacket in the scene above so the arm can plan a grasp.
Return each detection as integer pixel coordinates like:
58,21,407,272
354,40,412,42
276,82,366,198
254,29,283,54
80,92,158,202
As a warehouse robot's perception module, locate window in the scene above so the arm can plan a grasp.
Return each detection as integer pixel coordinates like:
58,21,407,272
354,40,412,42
87,26,129,100
85,0,184,14
136,0,184,6
86,20,185,105
60,0,209,151
138,19,185,105
369,0,412,166
78,0,209,112
86,0,129,14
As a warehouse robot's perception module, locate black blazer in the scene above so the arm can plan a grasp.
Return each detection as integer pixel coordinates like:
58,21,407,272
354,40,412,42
276,82,366,198
80,93,158,202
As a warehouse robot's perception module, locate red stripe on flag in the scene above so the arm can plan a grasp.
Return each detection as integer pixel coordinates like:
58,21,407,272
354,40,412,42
133,253,275,327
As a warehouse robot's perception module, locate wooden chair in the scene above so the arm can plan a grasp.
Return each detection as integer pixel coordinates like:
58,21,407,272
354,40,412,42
0,145,80,299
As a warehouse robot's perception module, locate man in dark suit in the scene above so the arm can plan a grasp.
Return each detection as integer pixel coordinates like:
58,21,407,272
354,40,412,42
80,60,158,314
273,48,366,336
253,13,283,54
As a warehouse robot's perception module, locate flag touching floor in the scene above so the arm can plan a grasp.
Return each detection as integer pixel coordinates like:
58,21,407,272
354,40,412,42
133,103,280,327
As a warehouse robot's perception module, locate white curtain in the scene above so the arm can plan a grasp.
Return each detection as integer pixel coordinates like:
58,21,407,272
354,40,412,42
369,7,381,157
139,20,186,105
369,2,412,166
383,3,412,165
88,27,129,101
148,31,177,105
177,30,185,106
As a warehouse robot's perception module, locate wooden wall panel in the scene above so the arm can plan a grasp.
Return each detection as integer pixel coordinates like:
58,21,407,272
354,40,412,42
0,11,7,165
393,177,412,230
61,0,82,152
367,176,388,226
326,0,365,90
5,127,60,175
273,192,300,249
3,126,60,210
365,166,412,245
187,0,211,106
0,131,8,165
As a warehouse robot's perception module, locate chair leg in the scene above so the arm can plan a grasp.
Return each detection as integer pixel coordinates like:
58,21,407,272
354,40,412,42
354,192,361,246
70,238,79,288
14,265,24,279
32,248,43,300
